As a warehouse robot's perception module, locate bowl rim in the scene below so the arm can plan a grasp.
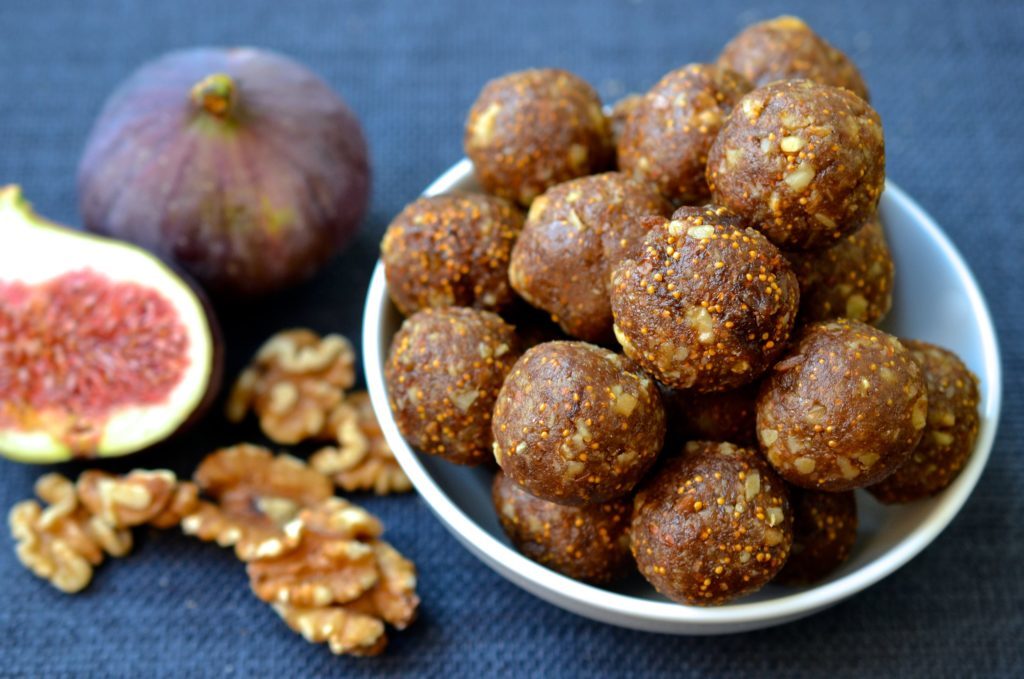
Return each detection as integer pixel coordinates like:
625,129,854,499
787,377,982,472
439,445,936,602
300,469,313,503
363,158,1003,629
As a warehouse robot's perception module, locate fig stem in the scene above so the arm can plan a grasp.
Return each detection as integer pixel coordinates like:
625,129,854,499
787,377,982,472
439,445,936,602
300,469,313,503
191,73,236,118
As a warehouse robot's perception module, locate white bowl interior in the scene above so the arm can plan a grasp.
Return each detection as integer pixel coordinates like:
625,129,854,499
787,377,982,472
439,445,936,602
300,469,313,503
363,159,1002,634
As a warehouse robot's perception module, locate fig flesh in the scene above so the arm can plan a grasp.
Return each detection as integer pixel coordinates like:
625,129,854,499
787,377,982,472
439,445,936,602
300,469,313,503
0,186,222,462
77,47,371,297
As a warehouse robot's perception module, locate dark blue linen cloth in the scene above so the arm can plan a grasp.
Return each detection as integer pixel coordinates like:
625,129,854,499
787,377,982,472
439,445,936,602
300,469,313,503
0,1,1021,676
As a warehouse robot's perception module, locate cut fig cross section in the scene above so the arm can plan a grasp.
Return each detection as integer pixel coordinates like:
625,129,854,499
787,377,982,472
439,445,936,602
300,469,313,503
0,185,222,462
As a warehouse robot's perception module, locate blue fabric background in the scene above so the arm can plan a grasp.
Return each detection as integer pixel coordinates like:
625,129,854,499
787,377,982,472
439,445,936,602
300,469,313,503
0,1,1021,676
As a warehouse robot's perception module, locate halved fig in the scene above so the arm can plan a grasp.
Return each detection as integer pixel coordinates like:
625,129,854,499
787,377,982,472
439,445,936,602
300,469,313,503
0,186,222,462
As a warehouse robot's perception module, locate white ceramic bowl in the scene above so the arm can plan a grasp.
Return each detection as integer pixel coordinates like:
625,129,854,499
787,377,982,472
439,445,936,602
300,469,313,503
363,158,1002,634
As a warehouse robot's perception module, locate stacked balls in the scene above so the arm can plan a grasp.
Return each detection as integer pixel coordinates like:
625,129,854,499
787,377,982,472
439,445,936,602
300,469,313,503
381,15,981,604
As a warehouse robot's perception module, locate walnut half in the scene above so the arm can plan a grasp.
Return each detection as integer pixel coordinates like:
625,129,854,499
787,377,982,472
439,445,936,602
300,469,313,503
180,444,334,561
226,330,357,444
9,473,133,593
247,497,419,656
311,392,412,495
9,469,195,594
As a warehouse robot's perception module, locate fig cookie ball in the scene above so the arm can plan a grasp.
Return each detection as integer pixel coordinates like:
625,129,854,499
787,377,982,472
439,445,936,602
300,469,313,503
775,488,857,585
464,69,613,206
381,193,524,317
631,441,793,606
492,341,666,505
617,64,752,204
756,320,928,491
869,341,981,504
610,205,799,392
492,471,634,584
707,79,885,251
385,307,522,466
609,94,643,148
718,15,870,101
787,215,894,325
664,382,759,446
509,172,670,343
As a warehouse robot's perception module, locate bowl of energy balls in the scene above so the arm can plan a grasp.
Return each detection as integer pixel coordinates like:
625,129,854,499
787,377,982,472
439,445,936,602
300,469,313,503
363,16,1002,634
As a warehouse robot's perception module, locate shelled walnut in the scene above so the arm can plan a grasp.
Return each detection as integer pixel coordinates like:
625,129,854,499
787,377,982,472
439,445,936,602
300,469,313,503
249,499,419,657
271,540,418,657
9,473,133,593
181,444,334,560
247,498,383,607
311,392,411,495
226,329,357,444
76,469,181,528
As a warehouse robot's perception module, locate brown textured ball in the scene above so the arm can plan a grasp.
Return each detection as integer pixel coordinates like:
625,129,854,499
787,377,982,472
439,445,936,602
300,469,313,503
664,382,759,446
756,320,928,491
610,94,643,149
492,341,666,505
508,172,670,343
775,488,857,585
869,340,981,504
492,471,634,584
385,307,522,465
381,193,524,316
617,64,751,204
787,214,894,325
631,441,793,606
718,15,869,100
707,80,885,251
610,205,799,392
464,69,612,206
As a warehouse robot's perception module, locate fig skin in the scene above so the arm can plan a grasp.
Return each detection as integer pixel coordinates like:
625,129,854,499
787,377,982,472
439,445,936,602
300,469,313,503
0,185,223,463
77,47,371,298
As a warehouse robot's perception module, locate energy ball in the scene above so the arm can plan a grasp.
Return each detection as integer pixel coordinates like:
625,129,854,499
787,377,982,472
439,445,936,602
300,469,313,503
664,382,759,446
775,488,857,585
610,205,799,392
464,69,613,206
869,340,981,504
492,471,634,584
492,341,665,505
631,441,793,606
617,64,752,204
757,320,928,491
787,215,894,324
381,193,524,316
707,79,885,251
385,307,522,466
609,94,643,149
718,15,869,100
508,172,670,343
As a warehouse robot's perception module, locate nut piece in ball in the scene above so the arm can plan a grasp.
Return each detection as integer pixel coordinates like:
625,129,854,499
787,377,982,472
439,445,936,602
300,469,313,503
492,341,665,505
492,471,634,584
868,340,981,504
757,320,928,491
775,488,857,585
381,193,524,316
707,80,885,250
464,68,613,206
787,214,894,325
718,15,869,100
617,64,751,204
509,172,670,343
631,441,793,605
385,307,522,465
610,205,799,392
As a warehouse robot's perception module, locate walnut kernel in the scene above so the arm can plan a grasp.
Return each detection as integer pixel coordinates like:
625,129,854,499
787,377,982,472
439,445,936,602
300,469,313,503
226,329,357,444
310,392,412,495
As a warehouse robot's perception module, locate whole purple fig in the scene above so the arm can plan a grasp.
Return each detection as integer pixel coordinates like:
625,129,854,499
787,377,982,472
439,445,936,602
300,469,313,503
77,47,370,297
